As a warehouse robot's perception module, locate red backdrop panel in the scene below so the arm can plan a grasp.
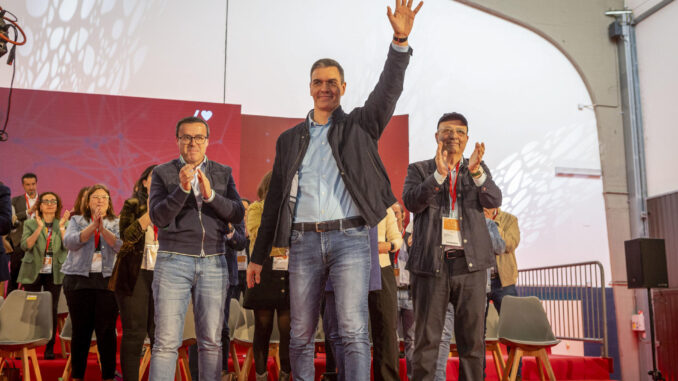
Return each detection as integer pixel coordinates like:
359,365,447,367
239,114,409,213
0,88,241,212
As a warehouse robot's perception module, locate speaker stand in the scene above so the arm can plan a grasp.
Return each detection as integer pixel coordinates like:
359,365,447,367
646,287,665,381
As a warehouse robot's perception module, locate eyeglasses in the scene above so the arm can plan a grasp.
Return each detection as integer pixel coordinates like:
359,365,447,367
91,195,110,201
42,200,58,205
178,135,208,144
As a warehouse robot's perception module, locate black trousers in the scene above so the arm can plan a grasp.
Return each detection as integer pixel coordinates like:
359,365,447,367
23,273,61,352
7,246,24,294
411,258,487,381
368,265,400,381
116,270,154,381
64,287,119,379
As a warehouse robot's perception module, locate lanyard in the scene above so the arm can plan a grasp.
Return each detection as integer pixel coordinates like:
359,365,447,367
448,162,461,211
153,225,158,242
94,229,100,250
25,194,34,216
44,227,53,254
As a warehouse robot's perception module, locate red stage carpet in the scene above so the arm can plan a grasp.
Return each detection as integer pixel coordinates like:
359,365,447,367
6,340,614,381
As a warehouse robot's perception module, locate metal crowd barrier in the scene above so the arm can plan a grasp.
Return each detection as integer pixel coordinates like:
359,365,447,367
516,261,608,357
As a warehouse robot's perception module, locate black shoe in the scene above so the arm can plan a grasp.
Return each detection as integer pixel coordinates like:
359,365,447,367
44,348,55,360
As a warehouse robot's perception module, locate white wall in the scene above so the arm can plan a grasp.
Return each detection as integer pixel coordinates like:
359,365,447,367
631,0,678,198
0,0,612,278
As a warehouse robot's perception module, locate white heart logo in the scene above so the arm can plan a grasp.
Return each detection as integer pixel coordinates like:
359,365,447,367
201,110,213,121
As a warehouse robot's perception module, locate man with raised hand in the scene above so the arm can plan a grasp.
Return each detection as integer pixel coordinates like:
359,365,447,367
247,2,423,380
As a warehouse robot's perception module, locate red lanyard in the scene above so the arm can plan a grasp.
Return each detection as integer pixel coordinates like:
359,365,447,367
94,229,100,249
44,227,53,253
153,225,158,241
448,162,461,211
25,194,34,215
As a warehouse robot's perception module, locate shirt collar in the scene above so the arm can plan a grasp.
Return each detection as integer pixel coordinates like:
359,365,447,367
307,110,332,127
179,154,208,168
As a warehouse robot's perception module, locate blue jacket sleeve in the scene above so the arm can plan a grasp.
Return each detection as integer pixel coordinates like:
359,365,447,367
148,168,191,228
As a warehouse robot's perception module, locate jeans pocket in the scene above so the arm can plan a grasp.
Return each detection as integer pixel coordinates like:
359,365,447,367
341,225,368,237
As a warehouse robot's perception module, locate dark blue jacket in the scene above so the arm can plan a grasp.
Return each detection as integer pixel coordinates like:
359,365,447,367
149,158,244,256
251,45,412,265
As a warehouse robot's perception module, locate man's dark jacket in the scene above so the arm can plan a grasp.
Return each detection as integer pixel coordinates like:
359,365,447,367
251,45,411,265
402,158,502,276
149,158,244,256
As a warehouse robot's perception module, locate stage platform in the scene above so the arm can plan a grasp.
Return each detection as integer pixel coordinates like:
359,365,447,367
4,341,614,381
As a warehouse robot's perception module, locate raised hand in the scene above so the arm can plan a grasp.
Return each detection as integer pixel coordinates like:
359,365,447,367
197,168,212,200
435,140,451,177
60,210,70,230
468,142,485,173
35,214,44,229
179,164,196,192
387,0,424,39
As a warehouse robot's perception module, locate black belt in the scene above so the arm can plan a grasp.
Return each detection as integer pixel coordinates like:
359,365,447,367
292,216,365,232
444,249,465,259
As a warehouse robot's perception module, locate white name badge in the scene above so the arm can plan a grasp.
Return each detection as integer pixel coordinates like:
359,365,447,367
142,243,159,270
40,256,53,274
237,250,248,271
90,252,103,273
272,254,289,271
441,217,463,248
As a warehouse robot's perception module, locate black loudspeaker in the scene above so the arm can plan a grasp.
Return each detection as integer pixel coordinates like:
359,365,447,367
625,238,669,289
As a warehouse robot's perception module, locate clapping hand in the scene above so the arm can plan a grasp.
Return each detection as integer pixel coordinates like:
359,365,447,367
468,142,485,173
179,164,196,192
387,0,424,42
435,141,452,177
35,214,44,229
197,168,212,200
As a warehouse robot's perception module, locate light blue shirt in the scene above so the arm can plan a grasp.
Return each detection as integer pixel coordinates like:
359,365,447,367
294,42,410,223
62,215,122,277
294,114,361,223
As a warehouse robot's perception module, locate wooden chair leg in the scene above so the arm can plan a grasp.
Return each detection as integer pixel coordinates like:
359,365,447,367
230,342,241,377
61,353,72,381
178,347,192,381
139,344,152,381
502,347,515,381
536,353,545,381
58,317,67,358
508,348,523,381
538,349,557,380
490,343,505,379
237,347,253,381
21,347,30,381
28,348,42,381
269,343,280,373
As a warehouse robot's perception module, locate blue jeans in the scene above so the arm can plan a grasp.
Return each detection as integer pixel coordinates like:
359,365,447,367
435,303,455,381
323,292,345,381
150,253,228,381
288,226,371,381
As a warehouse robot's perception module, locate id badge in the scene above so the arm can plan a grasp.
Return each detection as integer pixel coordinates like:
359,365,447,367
237,250,248,271
441,217,463,248
143,243,159,270
90,251,103,273
40,256,53,274
272,252,289,271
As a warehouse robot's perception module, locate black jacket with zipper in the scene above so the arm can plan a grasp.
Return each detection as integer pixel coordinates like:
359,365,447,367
250,45,412,265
